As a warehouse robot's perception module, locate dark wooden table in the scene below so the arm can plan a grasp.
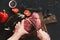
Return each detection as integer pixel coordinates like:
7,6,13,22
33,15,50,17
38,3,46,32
0,0,60,40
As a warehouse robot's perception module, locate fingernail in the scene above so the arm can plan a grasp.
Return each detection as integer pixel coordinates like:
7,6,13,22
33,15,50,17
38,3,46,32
18,22,20,24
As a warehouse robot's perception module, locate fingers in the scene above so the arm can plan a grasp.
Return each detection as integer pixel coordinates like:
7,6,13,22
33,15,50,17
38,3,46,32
15,20,24,30
37,29,48,36
37,29,43,33
37,29,43,37
15,19,24,29
21,19,28,34
37,29,50,40
21,20,24,28
14,20,28,34
14,22,21,33
15,22,21,29
18,22,21,27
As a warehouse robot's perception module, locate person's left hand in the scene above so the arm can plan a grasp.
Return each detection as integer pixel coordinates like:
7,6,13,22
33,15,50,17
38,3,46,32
37,29,50,40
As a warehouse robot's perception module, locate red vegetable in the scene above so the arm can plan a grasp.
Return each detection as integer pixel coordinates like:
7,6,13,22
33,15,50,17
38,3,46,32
0,10,9,23
12,8,19,14
24,9,31,16
0,12,4,21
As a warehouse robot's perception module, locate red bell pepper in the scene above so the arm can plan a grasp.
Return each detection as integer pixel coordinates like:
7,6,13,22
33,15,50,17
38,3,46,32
0,12,4,21
0,10,9,23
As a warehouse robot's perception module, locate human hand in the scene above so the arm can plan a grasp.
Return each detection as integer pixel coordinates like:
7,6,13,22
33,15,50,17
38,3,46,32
37,29,50,40
7,20,28,40
14,20,28,36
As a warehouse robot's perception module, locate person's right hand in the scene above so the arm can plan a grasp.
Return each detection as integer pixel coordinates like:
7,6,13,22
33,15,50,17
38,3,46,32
14,20,28,36
7,20,28,40
37,29,50,40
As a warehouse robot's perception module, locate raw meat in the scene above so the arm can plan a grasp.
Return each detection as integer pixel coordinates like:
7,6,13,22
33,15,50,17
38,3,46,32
24,12,41,32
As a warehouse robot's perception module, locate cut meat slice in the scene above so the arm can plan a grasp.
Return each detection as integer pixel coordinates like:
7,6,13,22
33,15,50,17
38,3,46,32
24,19,32,32
29,12,41,30
24,12,41,32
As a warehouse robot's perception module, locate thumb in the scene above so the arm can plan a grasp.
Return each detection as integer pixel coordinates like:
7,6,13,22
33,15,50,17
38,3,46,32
21,19,24,27
21,19,28,34
37,29,43,33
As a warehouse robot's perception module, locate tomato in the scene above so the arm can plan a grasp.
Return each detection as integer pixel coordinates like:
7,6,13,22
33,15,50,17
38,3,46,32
24,9,31,16
12,8,19,14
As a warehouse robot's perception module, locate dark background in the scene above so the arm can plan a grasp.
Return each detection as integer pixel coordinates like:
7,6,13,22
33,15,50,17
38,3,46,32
0,0,60,40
